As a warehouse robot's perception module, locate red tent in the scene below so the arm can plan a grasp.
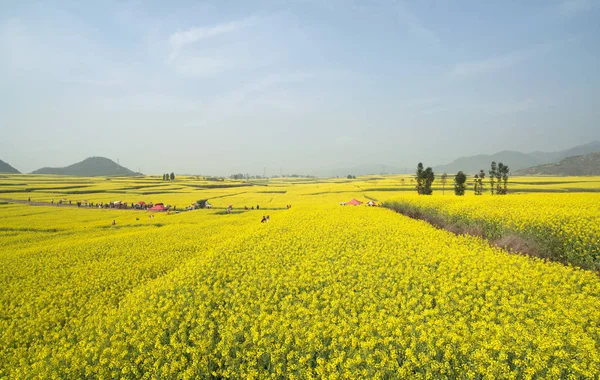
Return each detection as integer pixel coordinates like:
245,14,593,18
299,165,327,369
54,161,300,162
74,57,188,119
346,198,363,206
149,204,167,211
137,201,146,205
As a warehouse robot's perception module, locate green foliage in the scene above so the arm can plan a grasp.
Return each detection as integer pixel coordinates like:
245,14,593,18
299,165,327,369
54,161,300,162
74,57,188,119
489,161,497,195
415,163,435,195
474,170,485,195
497,163,509,195
454,171,466,196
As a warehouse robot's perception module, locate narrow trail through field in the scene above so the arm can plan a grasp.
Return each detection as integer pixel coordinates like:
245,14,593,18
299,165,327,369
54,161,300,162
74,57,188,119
0,198,289,212
0,197,143,210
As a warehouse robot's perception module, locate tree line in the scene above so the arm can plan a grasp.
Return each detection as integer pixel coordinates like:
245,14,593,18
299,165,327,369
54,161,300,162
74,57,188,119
415,161,509,196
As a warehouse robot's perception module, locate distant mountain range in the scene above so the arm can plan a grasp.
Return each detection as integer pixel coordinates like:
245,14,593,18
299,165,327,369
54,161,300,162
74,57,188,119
515,152,600,176
321,141,600,177
0,159,20,174
31,157,142,177
433,141,600,174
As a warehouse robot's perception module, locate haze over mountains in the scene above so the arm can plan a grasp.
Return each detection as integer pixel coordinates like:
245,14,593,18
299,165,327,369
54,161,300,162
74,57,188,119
0,159,20,174
31,157,142,177
1,141,599,177
323,141,600,177
432,141,600,175
515,152,600,176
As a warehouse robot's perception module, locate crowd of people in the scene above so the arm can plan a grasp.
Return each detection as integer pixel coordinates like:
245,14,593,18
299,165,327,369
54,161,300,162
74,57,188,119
28,198,293,224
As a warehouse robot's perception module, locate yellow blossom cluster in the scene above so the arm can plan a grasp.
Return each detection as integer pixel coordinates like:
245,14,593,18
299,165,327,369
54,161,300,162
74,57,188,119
1,203,599,378
385,193,600,269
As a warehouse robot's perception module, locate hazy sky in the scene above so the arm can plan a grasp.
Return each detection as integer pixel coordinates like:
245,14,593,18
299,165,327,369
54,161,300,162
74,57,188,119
1,0,599,175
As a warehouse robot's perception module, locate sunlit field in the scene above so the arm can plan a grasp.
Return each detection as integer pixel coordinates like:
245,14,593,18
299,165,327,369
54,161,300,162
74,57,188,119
1,174,600,378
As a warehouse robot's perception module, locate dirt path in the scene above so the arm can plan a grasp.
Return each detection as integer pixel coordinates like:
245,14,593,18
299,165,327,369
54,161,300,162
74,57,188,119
0,198,289,212
0,198,142,210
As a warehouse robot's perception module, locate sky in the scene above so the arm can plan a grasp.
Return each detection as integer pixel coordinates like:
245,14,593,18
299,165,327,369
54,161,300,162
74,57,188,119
1,0,599,175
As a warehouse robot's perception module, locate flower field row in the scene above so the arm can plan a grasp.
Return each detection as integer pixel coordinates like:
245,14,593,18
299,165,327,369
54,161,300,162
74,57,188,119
1,203,599,378
384,193,600,270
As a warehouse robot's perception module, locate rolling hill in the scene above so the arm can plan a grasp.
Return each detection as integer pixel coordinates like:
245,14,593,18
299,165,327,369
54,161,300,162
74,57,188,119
514,152,600,176
31,157,142,177
434,141,600,174
0,159,20,174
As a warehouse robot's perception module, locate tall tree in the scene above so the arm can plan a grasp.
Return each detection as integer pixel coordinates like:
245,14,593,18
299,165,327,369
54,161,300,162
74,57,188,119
454,171,466,195
441,172,448,195
170,172,175,181
416,163,425,194
474,174,481,195
423,167,435,195
501,165,509,194
497,163,509,194
478,170,486,194
416,163,434,195
489,161,497,195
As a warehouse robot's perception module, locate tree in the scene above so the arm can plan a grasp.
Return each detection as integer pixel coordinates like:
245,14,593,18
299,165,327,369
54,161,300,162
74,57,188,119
501,165,509,194
347,174,353,179
170,172,175,181
454,171,466,195
473,170,485,195
441,172,448,195
400,178,405,186
415,163,434,195
497,163,509,194
478,170,485,194
423,167,435,195
416,163,424,194
489,161,497,195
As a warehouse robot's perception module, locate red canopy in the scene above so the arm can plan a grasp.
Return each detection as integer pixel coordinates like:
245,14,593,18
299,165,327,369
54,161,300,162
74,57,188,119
346,198,363,206
149,204,167,211
137,201,146,205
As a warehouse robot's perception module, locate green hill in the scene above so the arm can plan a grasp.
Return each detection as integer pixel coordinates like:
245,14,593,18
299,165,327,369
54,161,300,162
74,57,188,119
0,159,20,174
515,152,600,176
31,157,142,177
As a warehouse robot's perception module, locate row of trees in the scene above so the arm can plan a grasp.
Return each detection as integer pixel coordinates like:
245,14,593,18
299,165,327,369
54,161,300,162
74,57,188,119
416,161,509,196
162,173,175,181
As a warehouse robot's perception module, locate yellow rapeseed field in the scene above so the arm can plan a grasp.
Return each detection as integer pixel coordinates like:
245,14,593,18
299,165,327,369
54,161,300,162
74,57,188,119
1,197,599,378
384,193,600,269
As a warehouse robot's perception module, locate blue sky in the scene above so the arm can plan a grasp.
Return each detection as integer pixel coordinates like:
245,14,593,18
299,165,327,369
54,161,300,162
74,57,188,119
1,0,599,175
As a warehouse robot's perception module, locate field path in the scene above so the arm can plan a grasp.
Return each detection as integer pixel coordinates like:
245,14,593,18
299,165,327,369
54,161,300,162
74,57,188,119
0,197,145,210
